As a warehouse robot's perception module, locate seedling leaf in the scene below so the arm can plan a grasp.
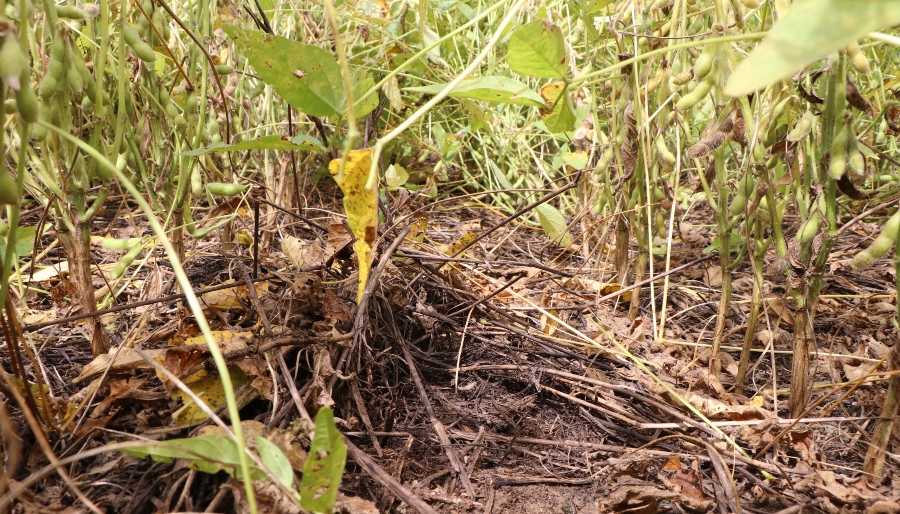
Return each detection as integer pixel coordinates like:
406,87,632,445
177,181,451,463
300,407,347,513
120,433,293,487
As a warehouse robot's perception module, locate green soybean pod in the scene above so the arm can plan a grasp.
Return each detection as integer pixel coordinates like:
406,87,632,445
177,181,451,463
0,168,18,205
796,213,821,242
121,23,156,63
184,92,198,114
158,86,170,105
692,44,715,81
845,128,865,176
16,77,39,123
67,63,84,92
656,135,676,167
0,37,26,88
191,167,203,197
851,209,900,269
152,9,170,41
215,64,233,75
828,122,849,180
249,80,266,98
56,5,84,19
207,182,246,196
102,237,143,250
595,146,614,174
675,71,714,111
846,40,871,75
110,243,144,280
787,110,815,142
4,99,16,114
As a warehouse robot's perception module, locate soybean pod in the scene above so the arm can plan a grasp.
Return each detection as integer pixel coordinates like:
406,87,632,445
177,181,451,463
851,209,900,269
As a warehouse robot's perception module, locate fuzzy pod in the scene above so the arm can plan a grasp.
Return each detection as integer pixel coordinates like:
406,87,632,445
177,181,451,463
828,122,849,180
121,23,156,62
675,71,715,111
110,243,144,280
0,168,18,205
846,40,871,74
158,86,170,105
191,167,203,197
670,69,693,87
595,146,614,174
56,5,84,19
184,93,198,114
102,237,143,250
250,80,266,98
741,0,759,6
851,209,900,269
692,44,715,81
174,114,187,129
15,79,39,123
656,135,676,166
215,64,233,75
787,110,815,142
165,102,178,118
796,212,821,242
207,182,246,197
0,37,27,91
846,129,865,176
66,64,84,92
4,99,16,114
152,9,170,41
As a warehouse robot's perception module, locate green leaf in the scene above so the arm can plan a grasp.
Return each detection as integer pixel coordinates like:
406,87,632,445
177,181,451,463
0,226,36,258
300,407,347,513
405,76,546,107
508,19,569,79
223,25,342,117
181,135,325,157
535,204,572,248
121,433,293,486
256,436,294,488
341,71,379,118
726,0,900,97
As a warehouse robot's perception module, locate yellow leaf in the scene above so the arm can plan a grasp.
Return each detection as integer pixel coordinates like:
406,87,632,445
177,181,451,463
329,148,378,302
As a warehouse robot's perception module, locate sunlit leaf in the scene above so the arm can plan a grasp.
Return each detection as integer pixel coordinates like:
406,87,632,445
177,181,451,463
535,204,572,248
508,19,569,79
726,0,900,97
223,25,342,116
300,407,347,513
405,76,546,107
182,135,325,156
328,149,378,302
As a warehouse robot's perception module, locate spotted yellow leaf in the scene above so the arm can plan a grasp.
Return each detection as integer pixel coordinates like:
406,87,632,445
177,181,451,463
328,148,378,302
